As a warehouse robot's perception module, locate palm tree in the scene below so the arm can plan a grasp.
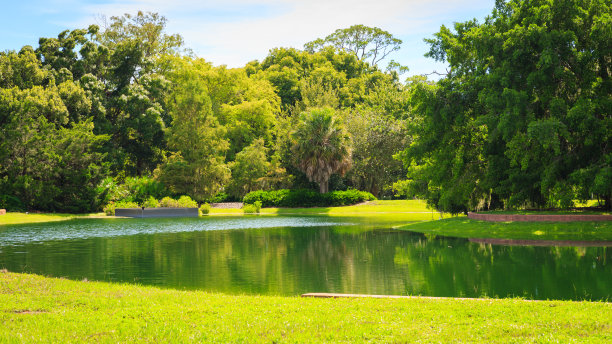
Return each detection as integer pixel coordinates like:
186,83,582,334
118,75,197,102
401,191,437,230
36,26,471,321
291,108,352,193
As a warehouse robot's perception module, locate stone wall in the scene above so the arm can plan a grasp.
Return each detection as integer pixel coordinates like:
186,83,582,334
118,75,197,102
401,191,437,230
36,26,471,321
0,209,6,215
467,212,612,222
115,208,198,218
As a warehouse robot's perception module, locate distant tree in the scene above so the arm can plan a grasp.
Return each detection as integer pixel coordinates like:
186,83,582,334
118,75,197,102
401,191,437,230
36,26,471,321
291,108,352,193
305,25,402,66
227,139,271,199
155,57,230,201
344,110,407,197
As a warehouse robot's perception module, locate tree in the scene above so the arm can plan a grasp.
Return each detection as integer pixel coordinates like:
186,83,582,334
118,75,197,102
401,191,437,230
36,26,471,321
400,0,612,212
344,110,407,197
155,57,230,201
304,25,402,66
291,108,352,193
227,139,271,199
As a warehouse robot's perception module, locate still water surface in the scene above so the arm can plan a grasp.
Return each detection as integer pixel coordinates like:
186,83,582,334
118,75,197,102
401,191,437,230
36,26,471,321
0,216,610,300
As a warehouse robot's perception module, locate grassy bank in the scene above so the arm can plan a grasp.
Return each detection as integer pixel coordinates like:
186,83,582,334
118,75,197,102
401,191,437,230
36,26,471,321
0,272,610,343
399,217,612,241
211,200,449,220
1,200,447,225
0,212,104,225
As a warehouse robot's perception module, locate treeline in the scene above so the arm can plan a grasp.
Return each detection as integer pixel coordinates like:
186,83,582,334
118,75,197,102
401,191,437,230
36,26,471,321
0,13,408,212
397,0,611,212
1,0,610,213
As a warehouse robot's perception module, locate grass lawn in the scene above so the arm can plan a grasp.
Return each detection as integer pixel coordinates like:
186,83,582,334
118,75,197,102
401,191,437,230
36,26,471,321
1,200,447,225
1,271,610,343
0,212,104,225
399,217,612,241
209,200,450,222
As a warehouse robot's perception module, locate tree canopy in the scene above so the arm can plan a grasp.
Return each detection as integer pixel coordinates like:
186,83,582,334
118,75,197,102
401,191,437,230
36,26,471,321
398,0,611,213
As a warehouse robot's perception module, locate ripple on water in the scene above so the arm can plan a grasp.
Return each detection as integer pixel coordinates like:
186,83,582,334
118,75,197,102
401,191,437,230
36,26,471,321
0,216,357,246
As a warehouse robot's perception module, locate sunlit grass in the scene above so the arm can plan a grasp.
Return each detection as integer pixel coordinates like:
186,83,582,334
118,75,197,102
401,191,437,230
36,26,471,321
207,200,450,222
0,272,610,343
399,217,612,241
0,212,104,225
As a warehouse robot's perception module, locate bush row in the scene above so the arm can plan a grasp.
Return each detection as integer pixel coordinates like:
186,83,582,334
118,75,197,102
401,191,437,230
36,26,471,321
103,196,199,215
242,189,376,208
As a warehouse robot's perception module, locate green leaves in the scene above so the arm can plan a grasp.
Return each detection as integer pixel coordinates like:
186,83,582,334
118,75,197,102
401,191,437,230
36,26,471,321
291,108,352,193
403,0,612,211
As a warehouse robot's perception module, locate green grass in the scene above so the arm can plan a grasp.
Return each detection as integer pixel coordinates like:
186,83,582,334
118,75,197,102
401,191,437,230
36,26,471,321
399,217,612,241
478,209,611,215
0,212,105,225
1,200,444,225
209,200,449,222
1,271,610,343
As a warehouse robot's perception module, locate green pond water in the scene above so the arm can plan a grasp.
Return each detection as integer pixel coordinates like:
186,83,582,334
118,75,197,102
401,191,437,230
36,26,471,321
0,216,610,300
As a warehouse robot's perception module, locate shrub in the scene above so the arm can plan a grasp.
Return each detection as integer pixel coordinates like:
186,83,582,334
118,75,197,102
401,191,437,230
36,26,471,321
199,203,211,215
142,196,160,208
0,194,24,212
243,203,260,214
207,192,229,203
103,203,115,216
159,197,179,208
242,189,376,208
103,176,170,205
177,195,198,208
104,200,140,216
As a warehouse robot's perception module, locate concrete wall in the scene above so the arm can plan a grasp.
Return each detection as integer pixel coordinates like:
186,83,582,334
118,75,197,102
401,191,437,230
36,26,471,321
115,208,198,218
468,212,612,222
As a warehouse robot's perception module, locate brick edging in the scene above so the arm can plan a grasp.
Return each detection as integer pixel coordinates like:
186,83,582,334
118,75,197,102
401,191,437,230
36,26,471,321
468,212,612,222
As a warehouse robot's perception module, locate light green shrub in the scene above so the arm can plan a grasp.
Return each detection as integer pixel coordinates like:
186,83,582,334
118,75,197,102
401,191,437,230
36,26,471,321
199,203,211,215
104,200,140,216
177,195,198,208
142,196,160,208
243,203,260,214
159,197,179,208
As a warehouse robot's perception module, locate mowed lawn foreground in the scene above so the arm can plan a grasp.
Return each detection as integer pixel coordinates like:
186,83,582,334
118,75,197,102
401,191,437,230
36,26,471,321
1,271,611,343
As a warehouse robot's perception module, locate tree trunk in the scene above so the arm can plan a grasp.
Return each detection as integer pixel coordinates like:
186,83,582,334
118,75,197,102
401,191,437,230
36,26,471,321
319,180,328,194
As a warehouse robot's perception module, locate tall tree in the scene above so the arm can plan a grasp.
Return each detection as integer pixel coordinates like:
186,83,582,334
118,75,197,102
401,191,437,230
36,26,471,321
155,57,230,201
291,108,352,193
304,25,402,66
344,110,407,197
400,0,611,212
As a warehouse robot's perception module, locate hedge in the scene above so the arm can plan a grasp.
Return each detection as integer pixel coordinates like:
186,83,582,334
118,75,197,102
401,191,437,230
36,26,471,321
242,189,376,208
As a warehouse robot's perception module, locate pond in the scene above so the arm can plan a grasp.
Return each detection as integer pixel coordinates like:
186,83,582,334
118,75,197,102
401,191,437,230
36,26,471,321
1,216,610,300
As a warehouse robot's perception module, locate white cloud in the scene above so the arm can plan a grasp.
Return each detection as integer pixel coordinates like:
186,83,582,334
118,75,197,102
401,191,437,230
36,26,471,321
62,0,493,75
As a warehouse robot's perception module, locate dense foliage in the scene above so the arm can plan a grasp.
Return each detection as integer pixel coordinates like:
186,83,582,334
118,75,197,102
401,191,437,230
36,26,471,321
398,0,611,213
0,12,410,212
243,189,376,208
1,1,609,213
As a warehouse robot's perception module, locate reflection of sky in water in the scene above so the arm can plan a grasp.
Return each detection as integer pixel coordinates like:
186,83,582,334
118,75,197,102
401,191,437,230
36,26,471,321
0,217,357,246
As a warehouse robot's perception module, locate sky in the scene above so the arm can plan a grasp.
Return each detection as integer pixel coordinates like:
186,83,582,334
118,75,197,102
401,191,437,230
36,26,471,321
0,0,495,79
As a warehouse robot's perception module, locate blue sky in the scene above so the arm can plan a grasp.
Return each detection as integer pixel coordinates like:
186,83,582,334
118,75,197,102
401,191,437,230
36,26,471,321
0,0,494,79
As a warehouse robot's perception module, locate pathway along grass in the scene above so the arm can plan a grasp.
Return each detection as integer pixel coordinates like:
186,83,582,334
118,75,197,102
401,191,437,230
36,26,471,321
1,271,611,343
399,217,612,241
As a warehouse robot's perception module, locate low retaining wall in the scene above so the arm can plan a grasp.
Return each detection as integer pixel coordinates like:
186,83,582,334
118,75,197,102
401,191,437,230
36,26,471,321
468,212,612,222
0,209,5,215
115,208,198,218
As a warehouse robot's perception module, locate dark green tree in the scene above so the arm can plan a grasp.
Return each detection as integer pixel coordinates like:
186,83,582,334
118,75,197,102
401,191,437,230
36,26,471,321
399,0,611,212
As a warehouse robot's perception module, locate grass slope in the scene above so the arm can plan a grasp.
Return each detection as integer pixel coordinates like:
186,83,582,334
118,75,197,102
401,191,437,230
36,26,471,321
399,217,612,241
1,200,446,225
0,212,104,225
1,272,611,343
210,200,449,221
